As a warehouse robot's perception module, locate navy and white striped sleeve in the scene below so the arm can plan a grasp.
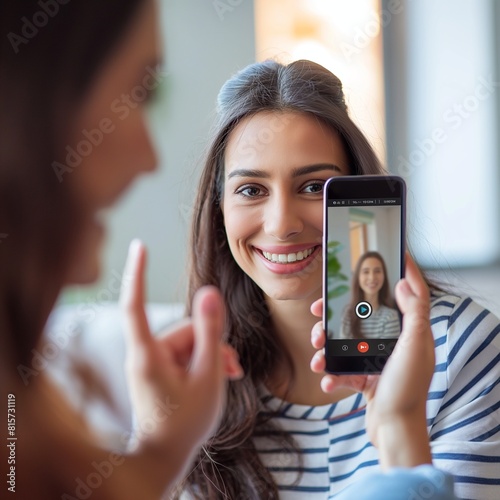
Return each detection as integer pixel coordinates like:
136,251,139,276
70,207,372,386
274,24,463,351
429,296,500,500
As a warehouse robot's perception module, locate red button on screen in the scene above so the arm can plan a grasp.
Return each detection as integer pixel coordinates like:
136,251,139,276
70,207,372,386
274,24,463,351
357,342,369,353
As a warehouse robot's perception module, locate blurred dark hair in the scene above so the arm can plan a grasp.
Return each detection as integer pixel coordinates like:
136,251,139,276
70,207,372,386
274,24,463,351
180,59,386,499
0,0,144,371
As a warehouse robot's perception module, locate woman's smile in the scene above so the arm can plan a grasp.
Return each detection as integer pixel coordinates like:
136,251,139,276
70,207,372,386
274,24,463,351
254,244,322,274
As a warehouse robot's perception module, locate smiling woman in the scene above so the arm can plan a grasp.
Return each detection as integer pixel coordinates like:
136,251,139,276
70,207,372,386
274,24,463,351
180,58,500,500
181,58,386,499
340,251,400,339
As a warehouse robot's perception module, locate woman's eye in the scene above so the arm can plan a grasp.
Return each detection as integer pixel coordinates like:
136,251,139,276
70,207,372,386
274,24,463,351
302,182,324,194
236,185,263,197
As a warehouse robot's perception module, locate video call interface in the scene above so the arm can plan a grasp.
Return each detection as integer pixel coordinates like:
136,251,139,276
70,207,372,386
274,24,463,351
325,196,402,355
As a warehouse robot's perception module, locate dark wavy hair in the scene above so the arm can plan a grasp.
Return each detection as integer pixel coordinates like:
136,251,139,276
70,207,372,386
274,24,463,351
348,251,395,338
180,59,386,499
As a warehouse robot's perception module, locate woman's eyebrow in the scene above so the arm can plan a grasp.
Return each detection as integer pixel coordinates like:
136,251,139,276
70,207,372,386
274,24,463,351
291,164,343,177
227,169,269,179
227,163,342,180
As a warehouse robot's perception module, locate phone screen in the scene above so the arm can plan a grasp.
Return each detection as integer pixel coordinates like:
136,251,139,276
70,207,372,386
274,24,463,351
323,176,406,373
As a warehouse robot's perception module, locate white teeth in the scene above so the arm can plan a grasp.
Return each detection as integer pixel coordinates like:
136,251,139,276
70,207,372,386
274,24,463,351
262,247,316,264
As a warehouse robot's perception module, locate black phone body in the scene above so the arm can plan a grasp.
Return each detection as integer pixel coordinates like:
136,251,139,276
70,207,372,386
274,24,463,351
323,175,406,374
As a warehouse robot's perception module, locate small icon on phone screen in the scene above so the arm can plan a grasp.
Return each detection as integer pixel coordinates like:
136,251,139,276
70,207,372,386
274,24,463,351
355,301,372,319
357,342,369,353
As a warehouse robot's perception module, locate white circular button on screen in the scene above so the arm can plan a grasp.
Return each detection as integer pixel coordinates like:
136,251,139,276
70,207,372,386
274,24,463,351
355,301,372,319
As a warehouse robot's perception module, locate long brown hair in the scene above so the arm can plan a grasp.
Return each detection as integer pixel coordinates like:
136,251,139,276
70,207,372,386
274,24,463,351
348,251,395,338
181,59,386,499
0,1,145,497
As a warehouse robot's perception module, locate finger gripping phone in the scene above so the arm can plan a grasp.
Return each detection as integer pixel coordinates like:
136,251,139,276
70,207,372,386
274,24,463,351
323,175,406,374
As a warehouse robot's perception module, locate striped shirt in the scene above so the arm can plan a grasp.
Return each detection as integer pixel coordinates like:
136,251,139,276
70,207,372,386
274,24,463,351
255,294,500,500
340,304,400,338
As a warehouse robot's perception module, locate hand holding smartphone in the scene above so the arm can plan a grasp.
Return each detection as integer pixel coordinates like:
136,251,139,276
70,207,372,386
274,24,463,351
311,254,435,468
323,176,406,374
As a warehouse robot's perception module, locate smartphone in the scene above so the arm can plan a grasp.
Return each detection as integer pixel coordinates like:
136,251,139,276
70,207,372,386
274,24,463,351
323,175,406,374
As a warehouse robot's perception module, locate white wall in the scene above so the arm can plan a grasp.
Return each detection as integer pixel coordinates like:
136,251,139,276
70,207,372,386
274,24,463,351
66,0,256,304
327,206,354,329
370,207,400,291
383,0,499,268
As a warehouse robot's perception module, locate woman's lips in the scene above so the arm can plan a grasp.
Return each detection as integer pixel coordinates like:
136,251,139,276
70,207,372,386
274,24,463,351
254,245,321,275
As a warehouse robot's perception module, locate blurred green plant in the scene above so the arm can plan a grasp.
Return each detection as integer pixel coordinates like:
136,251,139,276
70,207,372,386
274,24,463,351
326,241,349,320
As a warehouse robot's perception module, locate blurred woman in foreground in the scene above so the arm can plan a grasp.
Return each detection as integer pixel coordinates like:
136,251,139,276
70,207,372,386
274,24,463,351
0,1,241,498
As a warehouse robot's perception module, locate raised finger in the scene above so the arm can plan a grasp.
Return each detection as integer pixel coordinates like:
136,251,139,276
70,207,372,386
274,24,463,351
120,239,152,350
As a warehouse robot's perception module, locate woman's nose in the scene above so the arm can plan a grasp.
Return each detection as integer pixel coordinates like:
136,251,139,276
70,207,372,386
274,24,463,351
263,195,303,240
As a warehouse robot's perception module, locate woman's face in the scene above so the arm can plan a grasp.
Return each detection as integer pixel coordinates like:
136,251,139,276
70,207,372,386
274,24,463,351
67,0,161,283
358,257,385,298
222,111,350,301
